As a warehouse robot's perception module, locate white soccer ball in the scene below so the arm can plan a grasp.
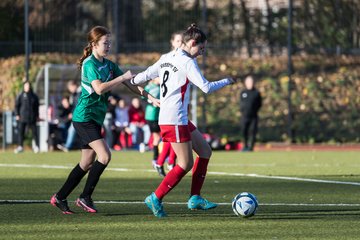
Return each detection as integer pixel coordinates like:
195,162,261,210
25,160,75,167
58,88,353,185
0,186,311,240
232,192,258,217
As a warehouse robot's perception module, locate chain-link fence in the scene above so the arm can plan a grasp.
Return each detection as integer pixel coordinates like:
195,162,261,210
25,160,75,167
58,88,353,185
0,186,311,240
1,0,360,58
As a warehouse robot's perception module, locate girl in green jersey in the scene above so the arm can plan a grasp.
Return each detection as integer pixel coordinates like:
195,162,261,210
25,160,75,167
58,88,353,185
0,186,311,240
51,26,159,214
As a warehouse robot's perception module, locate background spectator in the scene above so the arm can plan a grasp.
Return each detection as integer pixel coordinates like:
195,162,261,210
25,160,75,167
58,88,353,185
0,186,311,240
103,94,118,147
240,75,262,152
46,103,59,151
57,80,81,152
112,98,132,150
67,79,81,107
56,96,73,144
128,97,150,152
14,81,40,153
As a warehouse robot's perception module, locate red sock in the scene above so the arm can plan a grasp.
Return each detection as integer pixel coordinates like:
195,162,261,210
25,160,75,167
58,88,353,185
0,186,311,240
168,146,177,165
157,142,171,166
191,157,209,196
154,165,187,200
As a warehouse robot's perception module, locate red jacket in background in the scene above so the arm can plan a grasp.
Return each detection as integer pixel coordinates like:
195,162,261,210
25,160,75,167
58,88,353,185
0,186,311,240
128,106,146,124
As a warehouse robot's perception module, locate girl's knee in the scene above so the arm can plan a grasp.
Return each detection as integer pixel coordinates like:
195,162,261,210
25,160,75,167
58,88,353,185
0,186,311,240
207,148,212,158
178,161,193,172
183,160,194,172
186,162,194,172
200,145,212,159
80,162,92,171
98,152,111,165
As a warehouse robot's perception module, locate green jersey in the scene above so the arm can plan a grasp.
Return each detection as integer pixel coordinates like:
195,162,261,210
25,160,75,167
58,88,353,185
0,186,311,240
144,82,160,121
72,54,123,125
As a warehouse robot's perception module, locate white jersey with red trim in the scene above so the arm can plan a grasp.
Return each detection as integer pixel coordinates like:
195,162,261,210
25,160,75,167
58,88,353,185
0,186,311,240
132,48,231,125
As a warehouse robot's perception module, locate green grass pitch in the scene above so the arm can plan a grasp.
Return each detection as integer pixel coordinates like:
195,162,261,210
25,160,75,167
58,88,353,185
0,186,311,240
1,150,360,239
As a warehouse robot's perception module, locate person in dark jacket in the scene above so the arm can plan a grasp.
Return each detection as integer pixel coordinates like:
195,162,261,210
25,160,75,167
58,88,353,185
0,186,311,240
56,96,73,144
57,80,81,152
14,81,40,153
240,75,262,151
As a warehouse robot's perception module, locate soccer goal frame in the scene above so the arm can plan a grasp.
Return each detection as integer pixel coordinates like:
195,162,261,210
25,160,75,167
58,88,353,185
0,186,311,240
34,63,80,152
35,63,199,152
35,64,151,152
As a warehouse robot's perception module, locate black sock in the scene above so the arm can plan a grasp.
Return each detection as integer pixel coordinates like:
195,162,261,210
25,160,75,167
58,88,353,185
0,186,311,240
80,160,107,198
153,145,159,160
57,164,87,200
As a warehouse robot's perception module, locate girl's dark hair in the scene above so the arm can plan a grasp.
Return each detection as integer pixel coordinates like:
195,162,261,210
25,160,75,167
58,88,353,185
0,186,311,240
182,23,207,44
77,26,111,70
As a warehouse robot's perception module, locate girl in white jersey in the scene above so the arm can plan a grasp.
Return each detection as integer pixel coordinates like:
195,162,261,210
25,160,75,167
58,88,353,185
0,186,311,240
154,31,183,177
132,24,235,217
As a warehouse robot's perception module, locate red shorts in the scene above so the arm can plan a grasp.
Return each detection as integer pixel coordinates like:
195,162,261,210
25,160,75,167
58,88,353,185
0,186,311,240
160,121,197,143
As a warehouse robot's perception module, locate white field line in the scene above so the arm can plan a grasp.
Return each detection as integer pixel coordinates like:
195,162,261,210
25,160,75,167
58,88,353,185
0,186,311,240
1,163,360,186
207,171,360,186
210,163,277,167
1,199,360,207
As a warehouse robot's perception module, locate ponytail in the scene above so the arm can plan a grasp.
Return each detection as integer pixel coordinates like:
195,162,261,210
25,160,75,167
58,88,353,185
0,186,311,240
77,43,92,70
183,23,207,44
77,26,111,70
188,23,198,30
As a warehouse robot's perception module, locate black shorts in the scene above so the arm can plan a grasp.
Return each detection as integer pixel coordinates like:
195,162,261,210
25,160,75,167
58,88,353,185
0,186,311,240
147,120,160,133
73,121,102,149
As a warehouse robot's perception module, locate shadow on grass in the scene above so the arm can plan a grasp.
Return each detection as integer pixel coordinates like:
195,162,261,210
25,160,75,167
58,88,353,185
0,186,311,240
1,176,360,222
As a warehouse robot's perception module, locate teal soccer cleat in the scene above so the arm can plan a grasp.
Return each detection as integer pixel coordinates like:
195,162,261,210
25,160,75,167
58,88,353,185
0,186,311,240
144,192,167,218
187,195,218,210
